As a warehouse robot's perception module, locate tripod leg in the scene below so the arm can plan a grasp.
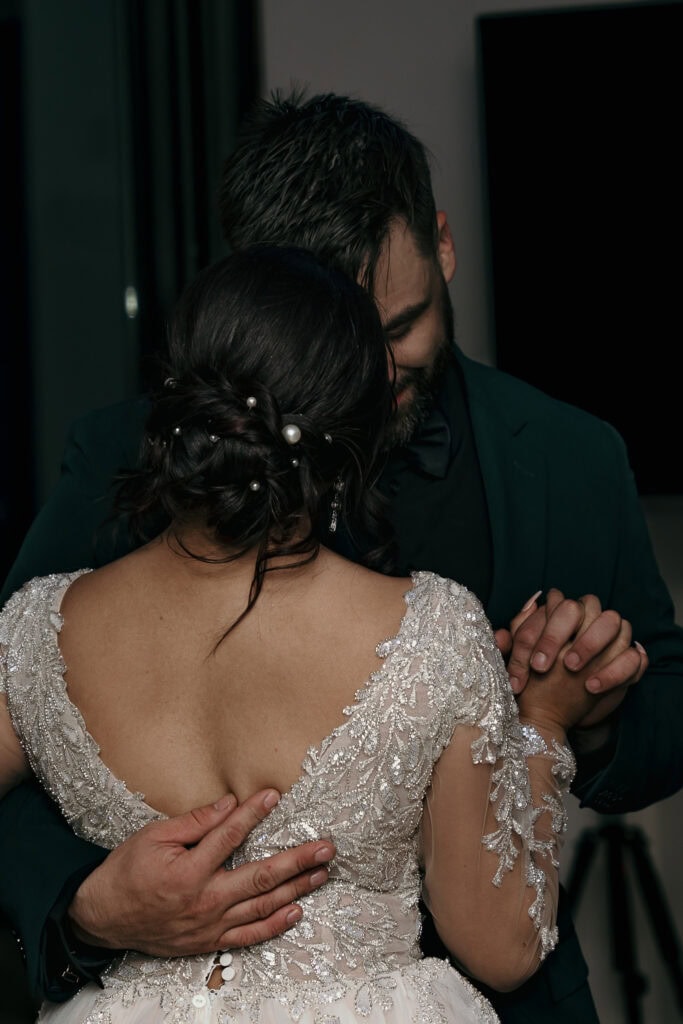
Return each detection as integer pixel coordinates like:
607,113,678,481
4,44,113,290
606,824,648,1024
627,826,683,1014
565,827,600,911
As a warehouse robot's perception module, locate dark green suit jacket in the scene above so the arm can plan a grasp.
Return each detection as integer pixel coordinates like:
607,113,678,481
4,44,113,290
2,349,682,1020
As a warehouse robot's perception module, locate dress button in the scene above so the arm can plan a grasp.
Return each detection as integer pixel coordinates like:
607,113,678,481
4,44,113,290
191,993,207,1008
219,952,233,967
221,966,236,982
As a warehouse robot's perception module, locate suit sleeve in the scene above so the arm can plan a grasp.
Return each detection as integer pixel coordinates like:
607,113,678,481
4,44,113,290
571,423,683,813
1,400,148,604
0,782,110,1003
0,399,148,1001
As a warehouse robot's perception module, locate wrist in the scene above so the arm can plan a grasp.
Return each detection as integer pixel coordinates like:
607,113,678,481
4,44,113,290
68,869,119,950
518,715,569,747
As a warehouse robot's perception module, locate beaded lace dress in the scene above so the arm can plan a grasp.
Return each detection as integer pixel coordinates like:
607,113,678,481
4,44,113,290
0,570,574,1024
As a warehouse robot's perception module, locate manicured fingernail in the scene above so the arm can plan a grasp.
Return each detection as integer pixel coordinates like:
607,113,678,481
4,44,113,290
531,652,547,670
314,844,335,863
263,790,281,809
522,590,543,612
509,676,520,694
634,641,646,655
310,869,328,886
586,677,601,693
214,794,237,811
286,906,303,925
564,652,580,670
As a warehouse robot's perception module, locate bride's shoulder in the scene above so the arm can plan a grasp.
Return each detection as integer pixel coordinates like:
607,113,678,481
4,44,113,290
0,569,91,652
1,568,91,612
406,571,490,629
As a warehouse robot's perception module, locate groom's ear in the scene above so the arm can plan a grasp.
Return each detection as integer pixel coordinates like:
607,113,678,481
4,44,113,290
436,212,456,283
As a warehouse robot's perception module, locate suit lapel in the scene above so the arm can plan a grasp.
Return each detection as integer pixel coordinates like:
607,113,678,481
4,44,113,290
458,352,547,627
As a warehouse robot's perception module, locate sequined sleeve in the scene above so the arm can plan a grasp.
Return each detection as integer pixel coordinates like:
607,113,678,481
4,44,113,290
0,584,35,791
0,583,33,694
419,580,574,992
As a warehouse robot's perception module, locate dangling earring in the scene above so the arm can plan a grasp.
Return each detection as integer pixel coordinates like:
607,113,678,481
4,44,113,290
328,476,344,533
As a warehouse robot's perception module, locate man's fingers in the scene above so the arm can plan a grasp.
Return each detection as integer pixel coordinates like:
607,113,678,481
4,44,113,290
192,789,282,872
585,641,647,694
216,838,335,902
217,854,333,942
153,794,238,849
563,608,623,671
218,902,305,950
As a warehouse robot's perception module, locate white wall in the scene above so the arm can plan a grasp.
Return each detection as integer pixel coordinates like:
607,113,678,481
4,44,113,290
260,4,683,1021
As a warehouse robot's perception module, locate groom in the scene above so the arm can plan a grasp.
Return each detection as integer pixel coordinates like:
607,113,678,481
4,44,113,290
2,91,681,1023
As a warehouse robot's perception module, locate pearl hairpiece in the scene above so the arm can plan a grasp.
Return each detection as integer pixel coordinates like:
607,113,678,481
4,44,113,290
281,423,302,445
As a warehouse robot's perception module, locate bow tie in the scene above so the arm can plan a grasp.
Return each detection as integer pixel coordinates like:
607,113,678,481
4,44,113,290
397,408,452,479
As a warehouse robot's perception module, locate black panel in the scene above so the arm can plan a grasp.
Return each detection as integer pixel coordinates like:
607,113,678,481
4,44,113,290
478,2,683,494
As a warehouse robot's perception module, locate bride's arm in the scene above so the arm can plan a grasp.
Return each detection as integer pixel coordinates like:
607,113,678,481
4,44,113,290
420,715,570,991
420,593,633,992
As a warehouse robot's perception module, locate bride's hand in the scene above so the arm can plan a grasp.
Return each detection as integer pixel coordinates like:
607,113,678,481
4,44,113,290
68,789,335,955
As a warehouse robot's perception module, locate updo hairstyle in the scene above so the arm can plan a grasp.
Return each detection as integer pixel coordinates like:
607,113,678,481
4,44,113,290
115,245,395,629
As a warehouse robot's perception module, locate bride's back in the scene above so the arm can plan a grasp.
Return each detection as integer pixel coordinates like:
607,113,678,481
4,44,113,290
58,543,410,815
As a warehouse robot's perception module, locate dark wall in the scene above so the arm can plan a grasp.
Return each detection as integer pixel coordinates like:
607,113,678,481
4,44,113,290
478,1,683,495
0,7,32,581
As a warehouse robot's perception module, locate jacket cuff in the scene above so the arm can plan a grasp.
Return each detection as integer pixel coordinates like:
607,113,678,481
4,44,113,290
41,865,118,1003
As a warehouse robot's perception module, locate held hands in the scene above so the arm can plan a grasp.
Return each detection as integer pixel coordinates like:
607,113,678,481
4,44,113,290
68,790,335,956
496,588,648,731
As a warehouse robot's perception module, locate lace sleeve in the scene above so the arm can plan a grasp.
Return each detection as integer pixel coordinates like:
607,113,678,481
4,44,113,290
419,580,575,993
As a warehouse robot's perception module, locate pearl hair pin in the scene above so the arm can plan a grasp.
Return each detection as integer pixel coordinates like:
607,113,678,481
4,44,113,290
249,480,261,491
281,423,301,445
246,396,257,409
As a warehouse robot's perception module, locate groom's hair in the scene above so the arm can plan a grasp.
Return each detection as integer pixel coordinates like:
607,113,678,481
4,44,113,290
217,89,439,292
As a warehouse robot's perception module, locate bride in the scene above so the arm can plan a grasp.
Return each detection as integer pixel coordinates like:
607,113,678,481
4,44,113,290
0,246,629,1023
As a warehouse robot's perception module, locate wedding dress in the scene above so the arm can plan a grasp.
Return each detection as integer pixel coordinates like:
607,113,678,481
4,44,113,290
0,570,573,1023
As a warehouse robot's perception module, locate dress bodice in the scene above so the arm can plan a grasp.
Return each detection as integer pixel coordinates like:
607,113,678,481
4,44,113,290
0,570,558,1023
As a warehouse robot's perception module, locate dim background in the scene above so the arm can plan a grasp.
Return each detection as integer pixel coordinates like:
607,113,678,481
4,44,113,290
1,1,681,1022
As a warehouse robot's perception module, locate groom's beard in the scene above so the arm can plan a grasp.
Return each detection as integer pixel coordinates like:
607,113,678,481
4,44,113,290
385,281,455,449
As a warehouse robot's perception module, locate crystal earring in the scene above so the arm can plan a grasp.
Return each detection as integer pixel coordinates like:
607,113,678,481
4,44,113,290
328,476,344,533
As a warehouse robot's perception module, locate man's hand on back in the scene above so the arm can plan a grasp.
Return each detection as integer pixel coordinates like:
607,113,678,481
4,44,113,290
69,789,335,955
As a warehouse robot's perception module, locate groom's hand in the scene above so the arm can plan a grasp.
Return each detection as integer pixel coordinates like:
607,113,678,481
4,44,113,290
67,789,335,955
